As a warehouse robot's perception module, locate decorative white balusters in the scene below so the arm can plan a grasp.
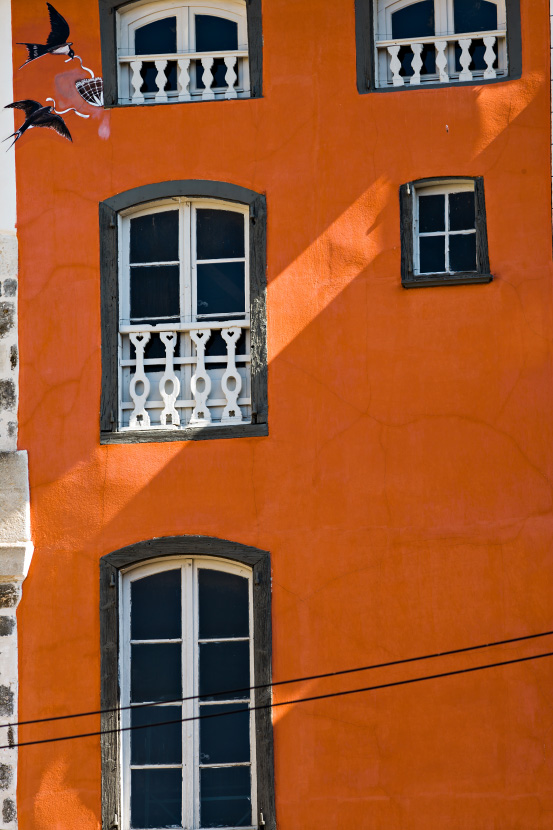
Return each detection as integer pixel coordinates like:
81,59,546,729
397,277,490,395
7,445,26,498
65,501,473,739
201,57,215,100
224,56,238,99
410,43,424,85
221,327,243,424
435,40,449,83
189,329,212,426
483,36,497,78
130,60,143,103
387,44,404,86
458,38,473,81
177,58,191,101
159,332,180,427
129,332,151,429
154,59,168,102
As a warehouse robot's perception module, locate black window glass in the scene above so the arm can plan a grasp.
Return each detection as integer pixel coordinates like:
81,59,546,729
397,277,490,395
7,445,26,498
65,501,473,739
200,766,251,828
419,195,445,233
195,15,238,51
135,17,177,55
131,705,182,765
200,641,250,700
449,191,475,231
131,768,182,829
200,703,250,764
130,211,179,264
130,265,180,321
196,262,245,317
196,209,245,260
199,569,249,639
454,0,497,34
449,233,477,271
392,1,435,38
419,235,446,273
131,570,181,641
131,643,182,703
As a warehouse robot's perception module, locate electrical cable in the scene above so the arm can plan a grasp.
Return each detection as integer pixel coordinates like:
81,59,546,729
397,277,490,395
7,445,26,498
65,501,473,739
3,627,552,731
1,648,552,751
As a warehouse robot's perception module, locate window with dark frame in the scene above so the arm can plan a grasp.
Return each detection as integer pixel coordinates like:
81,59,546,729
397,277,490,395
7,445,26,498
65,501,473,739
400,177,492,287
99,0,263,106
100,538,275,830
100,181,268,444
355,0,521,93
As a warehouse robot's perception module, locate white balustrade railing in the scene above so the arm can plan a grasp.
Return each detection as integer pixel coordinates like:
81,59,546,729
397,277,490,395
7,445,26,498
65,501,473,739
119,321,251,430
376,29,507,87
119,50,250,103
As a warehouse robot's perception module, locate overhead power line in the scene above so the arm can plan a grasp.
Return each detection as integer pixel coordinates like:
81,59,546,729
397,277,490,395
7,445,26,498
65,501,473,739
2,648,552,751
3,627,552,732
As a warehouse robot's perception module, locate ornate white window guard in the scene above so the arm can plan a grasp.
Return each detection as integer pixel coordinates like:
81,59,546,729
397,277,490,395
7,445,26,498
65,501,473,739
119,320,251,430
376,28,507,87
118,50,250,103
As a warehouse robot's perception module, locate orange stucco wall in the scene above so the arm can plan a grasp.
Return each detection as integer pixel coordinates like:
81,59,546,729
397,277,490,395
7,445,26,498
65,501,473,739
11,0,553,827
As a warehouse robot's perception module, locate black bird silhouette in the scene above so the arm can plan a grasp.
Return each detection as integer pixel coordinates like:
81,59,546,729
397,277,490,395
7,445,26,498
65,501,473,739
18,3,74,68
3,100,72,149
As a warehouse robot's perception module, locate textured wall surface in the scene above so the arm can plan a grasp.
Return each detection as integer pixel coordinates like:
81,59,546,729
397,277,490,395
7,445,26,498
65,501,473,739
10,0,553,828
0,0,32,826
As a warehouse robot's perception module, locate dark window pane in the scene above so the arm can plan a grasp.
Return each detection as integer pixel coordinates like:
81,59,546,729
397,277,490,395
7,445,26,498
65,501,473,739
449,233,477,272
130,265,180,321
200,704,250,764
135,17,177,55
205,328,247,358
200,641,249,701
200,766,251,828
196,263,245,317
131,570,181,641
392,1,435,38
397,43,436,77
131,768,182,829
131,643,182,703
455,37,497,72
195,57,231,90
130,211,179,264
199,569,249,639
454,0,497,34
131,706,182,765
449,191,475,231
196,210,245,260
195,15,238,51
419,235,446,273
419,195,445,232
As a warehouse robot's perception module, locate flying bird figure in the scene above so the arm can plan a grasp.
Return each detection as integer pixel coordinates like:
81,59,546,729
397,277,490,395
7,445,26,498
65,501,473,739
3,98,88,149
18,3,75,68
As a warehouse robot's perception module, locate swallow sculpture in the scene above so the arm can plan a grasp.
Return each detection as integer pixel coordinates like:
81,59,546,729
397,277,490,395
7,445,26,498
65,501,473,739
3,99,77,149
18,3,74,68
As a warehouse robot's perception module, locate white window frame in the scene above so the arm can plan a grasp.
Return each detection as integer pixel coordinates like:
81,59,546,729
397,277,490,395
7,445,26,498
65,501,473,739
117,197,251,431
119,198,250,327
117,0,249,101
120,556,257,830
374,0,507,86
413,179,476,276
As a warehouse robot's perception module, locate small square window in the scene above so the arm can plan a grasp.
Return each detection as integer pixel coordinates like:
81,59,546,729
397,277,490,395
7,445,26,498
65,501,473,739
400,177,492,288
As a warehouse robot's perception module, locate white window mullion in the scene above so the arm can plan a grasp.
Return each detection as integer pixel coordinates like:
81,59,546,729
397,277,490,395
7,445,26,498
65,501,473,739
190,205,198,323
183,560,195,830
192,560,201,830
444,192,450,272
120,573,132,830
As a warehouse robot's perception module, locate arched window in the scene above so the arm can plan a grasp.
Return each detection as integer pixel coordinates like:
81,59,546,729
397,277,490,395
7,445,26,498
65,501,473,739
100,538,275,830
355,0,521,91
100,181,268,444
99,0,263,105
